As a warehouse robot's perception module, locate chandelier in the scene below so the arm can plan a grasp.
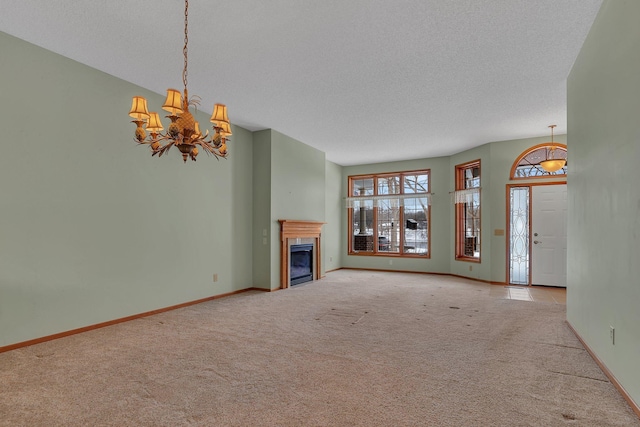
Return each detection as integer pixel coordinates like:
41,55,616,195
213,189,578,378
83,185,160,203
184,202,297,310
128,0,230,163
539,125,566,173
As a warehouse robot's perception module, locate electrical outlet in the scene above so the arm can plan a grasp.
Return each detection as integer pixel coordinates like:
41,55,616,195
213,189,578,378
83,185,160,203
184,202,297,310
330,257,333,262
389,260,393,265
263,237,267,245
469,265,473,271
213,274,218,283
610,326,615,345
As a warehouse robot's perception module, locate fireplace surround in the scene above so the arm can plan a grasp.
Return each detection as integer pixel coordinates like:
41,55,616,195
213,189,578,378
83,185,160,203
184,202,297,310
278,220,324,289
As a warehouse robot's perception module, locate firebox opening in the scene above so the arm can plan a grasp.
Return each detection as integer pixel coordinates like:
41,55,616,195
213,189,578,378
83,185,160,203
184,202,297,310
290,244,313,286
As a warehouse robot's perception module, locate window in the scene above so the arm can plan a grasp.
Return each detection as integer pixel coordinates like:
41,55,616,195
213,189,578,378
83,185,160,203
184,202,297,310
455,160,480,261
347,170,430,257
510,143,567,179
509,186,530,285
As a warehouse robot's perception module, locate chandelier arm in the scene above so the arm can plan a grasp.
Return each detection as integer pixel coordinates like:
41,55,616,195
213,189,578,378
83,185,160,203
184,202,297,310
156,141,175,157
137,134,171,146
198,142,224,160
201,149,220,160
198,141,215,154
152,134,171,142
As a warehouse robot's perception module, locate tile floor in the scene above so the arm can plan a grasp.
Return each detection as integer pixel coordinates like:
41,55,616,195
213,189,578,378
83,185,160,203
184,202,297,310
489,285,566,304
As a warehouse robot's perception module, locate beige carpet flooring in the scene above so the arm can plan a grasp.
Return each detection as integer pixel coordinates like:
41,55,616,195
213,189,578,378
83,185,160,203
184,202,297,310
1,270,638,426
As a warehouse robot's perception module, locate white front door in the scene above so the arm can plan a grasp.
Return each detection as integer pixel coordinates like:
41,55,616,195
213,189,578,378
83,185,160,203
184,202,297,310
531,184,567,287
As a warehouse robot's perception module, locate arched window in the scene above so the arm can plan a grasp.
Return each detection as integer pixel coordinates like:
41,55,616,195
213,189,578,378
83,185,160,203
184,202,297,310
510,143,567,179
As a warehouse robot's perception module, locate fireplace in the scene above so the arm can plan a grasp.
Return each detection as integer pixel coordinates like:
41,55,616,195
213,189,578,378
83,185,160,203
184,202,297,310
290,244,313,286
278,220,325,289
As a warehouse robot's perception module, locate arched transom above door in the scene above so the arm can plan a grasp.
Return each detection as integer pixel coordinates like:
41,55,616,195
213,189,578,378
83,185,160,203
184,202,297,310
510,143,568,179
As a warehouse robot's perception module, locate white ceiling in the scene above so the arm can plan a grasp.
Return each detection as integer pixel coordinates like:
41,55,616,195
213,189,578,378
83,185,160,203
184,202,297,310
0,0,602,166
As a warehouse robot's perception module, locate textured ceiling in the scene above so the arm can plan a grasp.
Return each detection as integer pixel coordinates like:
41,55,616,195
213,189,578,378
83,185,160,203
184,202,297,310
0,0,602,166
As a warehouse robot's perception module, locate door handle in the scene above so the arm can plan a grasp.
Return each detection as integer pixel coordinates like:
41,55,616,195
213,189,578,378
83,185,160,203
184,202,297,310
534,240,540,244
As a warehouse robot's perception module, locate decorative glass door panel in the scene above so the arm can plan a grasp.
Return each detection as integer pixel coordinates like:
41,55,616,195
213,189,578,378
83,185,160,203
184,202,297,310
509,187,529,285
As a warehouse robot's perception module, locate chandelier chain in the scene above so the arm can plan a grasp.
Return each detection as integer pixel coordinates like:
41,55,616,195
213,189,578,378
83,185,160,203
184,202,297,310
183,0,189,93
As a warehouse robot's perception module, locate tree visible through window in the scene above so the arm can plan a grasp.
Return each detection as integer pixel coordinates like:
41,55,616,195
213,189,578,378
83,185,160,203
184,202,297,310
455,160,481,260
347,170,430,257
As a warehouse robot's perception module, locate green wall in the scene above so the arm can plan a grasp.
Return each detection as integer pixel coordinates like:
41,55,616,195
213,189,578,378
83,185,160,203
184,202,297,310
324,161,344,273
567,0,640,405
485,134,567,283
449,143,493,280
340,135,566,283
9,10,638,410
341,157,451,274
0,31,254,347
0,32,336,347
0,26,579,350
230,124,255,293
250,130,328,290
270,130,326,289
251,130,272,289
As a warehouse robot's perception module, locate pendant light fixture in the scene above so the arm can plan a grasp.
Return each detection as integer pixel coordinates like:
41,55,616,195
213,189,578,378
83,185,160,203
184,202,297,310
128,0,231,163
539,125,566,173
